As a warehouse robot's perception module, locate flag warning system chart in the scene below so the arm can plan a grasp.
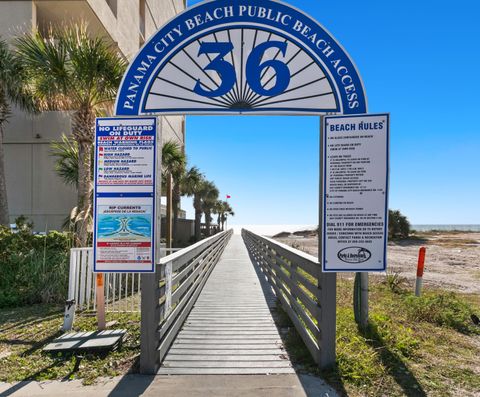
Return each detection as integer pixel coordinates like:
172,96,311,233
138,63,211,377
322,114,389,272
93,117,158,273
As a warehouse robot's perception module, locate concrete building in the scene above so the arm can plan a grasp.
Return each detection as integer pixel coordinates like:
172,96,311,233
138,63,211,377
0,0,185,230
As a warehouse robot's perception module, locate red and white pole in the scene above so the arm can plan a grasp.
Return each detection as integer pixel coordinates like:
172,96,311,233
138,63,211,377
96,273,106,330
415,247,426,296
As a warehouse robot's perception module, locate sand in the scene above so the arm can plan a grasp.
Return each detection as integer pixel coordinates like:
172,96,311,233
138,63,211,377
274,232,480,294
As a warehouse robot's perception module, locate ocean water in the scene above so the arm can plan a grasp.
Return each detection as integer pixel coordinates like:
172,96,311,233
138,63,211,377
412,225,480,232
97,215,151,238
231,224,317,236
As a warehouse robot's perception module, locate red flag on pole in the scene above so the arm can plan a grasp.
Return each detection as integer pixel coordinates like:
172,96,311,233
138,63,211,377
226,195,231,199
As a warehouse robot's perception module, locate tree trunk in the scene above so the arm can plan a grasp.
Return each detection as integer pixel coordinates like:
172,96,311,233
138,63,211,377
194,194,202,242
76,141,92,246
72,107,95,247
166,173,172,249
0,126,9,227
195,210,202,242
172,181,181,247
205,210,211,237
0,96,11,226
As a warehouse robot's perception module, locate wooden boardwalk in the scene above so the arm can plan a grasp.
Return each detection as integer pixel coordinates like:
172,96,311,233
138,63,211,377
158,235,294,375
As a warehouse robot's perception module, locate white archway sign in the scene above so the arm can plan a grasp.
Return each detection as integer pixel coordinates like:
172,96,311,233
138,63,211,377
115,0,367,116
113,0,372,373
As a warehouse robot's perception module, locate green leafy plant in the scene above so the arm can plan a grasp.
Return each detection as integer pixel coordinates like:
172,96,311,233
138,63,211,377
388,209,411,239
385,271,407,294
0,218,73,307
404,292,479,334
16,24,127,246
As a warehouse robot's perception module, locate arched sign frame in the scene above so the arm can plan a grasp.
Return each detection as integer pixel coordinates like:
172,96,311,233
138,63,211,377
115,0,367,116
113,0,370,375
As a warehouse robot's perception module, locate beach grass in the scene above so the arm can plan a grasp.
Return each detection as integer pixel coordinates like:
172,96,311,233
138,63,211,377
278,277,480,396
0,277,479,395
0,305,140,385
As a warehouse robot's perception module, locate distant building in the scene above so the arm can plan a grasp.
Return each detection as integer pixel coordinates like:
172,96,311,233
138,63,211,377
0,0,185,230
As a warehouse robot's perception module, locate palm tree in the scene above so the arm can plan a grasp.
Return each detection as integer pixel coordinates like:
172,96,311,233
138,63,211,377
50,134,96,231
0,38,36,226
172,159,187,247
181,166,204,242
16,24,127,246
214,200,234,231
200,181,219,237
162,141,185,248
50,134,80,187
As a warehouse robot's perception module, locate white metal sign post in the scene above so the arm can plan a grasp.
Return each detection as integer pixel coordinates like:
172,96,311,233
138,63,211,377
93,117,159,273
322,114,390,272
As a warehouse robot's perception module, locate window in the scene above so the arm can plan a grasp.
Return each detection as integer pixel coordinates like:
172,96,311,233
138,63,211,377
106,0,117,17
139,0,146,46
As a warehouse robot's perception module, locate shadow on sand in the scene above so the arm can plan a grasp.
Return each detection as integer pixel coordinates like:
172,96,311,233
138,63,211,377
359,324,427,396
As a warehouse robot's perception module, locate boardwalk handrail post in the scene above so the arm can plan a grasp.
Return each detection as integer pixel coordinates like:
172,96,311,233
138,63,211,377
140,271,160,374
318,115,337,368
317,273,336,368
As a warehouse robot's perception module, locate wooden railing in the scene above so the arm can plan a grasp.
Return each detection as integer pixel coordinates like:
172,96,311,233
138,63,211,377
242,229,336,369
140,229,233,374
68,247,181,313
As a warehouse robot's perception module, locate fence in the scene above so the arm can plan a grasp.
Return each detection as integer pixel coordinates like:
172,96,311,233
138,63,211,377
242,229,336,369
68,247,180,312
140,229,233,374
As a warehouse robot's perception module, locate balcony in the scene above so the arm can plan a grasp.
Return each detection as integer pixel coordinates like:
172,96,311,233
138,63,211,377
34,0,118,49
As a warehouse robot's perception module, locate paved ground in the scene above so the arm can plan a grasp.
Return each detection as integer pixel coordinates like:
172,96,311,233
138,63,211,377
159,235,294,375
0,374,338,396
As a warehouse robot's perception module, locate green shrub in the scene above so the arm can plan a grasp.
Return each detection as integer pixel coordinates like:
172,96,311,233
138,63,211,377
367,313,419,358
388,209,410,239
385,271,408,294
0,221,73,308
404,292,479,334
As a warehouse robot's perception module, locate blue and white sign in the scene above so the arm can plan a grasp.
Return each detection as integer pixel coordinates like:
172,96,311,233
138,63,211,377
115,0,367,116
93,117,159,273
322,114,389,272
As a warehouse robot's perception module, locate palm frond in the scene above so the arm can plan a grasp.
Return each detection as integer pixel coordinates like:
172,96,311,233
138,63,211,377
200,180,219,211
181,166,204,197
162,140,186,175
14,23,126,111
0,38,38,114
50,134,79,186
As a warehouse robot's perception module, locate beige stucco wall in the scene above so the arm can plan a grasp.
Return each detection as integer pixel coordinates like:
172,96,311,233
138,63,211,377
1,0,185,231
0,1,35,38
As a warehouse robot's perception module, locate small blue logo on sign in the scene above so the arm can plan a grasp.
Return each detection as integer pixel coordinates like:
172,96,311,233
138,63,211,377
337,247,372,264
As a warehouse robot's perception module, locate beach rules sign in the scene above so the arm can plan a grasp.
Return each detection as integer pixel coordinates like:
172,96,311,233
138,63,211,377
93,117,159,273
322,114,390,272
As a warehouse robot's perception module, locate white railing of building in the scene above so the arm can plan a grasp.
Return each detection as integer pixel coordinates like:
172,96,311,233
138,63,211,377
68,247,180,312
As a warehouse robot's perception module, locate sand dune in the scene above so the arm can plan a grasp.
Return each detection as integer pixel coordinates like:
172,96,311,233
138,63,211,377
275,232,480,293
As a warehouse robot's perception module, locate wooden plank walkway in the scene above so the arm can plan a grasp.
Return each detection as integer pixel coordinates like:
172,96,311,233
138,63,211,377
158,235,294,375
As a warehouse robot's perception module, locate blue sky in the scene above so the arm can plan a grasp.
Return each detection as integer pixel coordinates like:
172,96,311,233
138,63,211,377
182,0,480,225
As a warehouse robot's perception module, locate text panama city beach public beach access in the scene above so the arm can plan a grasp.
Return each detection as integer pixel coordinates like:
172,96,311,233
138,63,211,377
120,3,362,112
